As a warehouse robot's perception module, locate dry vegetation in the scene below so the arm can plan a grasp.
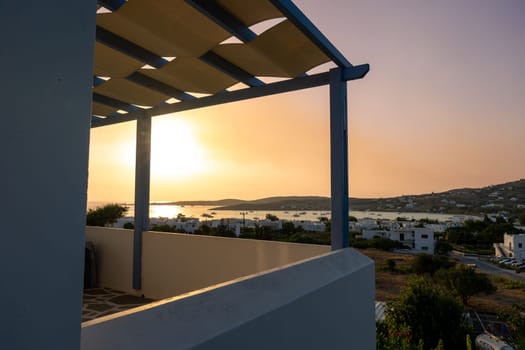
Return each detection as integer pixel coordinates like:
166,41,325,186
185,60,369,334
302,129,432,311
358,249,525,314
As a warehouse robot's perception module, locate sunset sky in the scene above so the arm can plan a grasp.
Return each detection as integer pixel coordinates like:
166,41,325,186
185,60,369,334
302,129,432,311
87,0,525,203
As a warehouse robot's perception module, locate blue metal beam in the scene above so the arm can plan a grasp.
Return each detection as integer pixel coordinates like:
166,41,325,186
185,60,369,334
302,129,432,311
92,111,138,126
95,26,264,98
91,115,105,123
133,110,151,290
329,67,349,250
269,0,352,68
97,0,126,11
200,51,264,87
93,76,106,87
96,26,168,68
185,0,256,42
184,0,265,87
126,72,196,101
92,92,139,112
91,64,369,128
343,64,370,81
92,72,330,127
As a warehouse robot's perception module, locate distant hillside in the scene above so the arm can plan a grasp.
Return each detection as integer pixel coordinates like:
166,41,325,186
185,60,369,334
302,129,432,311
350,179,525,215
164,199,246,207
211,196,330,211
198,179,525,215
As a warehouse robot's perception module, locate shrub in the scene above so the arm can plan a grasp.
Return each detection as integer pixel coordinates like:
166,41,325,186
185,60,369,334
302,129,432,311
386,277,466,349
123,222,134,229
435,266,495,305
412,254,454,276
86,204,128,227
503,280,525,290
386,259,397,272
435,240,452,255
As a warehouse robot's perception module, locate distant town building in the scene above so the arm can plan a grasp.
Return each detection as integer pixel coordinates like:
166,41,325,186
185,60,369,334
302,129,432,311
295,220,325,232
494,233,525,261
361,227,435,254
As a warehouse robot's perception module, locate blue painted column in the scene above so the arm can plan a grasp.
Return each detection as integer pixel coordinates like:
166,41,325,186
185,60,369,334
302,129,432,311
0,1,96,348
329,68,349,250
133,110,151,289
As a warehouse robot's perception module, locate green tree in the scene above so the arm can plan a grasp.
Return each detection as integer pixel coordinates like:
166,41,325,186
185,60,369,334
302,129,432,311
239,226,255,239
386,277,466,350
176,213,188,222
412,254,454,276
419,218,439,224
385,259,397,272
318,217,331,232
281,221,295,235
376,321,413,350
213,221,236,237
435,240,453,255
265,213,279,221
445,227,475,245
123,222,134,229
86,203,128,227
196,224,211,235
464,219,488,233
435,266,495,305
519,213,525,226
151,224,177,232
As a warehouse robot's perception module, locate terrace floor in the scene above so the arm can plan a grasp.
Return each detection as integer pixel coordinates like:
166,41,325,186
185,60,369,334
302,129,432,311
82,288,153,322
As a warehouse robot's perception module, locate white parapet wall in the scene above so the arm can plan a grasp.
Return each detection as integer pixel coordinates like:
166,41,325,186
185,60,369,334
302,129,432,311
86,227,134,294
142,230,331,299
86,227,331,299
81,248,375,349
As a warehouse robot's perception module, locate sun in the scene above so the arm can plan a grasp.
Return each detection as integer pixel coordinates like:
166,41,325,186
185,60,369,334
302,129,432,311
150,116,209,180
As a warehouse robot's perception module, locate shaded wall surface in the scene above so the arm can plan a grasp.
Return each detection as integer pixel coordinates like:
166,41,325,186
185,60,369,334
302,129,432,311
1,3,96,349
86,227,330,299
82,248,375,349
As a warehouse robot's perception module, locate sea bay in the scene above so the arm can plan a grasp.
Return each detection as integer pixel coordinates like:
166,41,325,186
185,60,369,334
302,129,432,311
87,202,479,222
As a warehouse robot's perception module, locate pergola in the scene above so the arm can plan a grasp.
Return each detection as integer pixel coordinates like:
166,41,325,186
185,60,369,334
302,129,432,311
2,1,371,348
91,0,368,290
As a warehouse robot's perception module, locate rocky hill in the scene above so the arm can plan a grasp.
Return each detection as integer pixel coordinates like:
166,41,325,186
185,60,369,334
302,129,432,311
350,179,525,215
171,179,525,215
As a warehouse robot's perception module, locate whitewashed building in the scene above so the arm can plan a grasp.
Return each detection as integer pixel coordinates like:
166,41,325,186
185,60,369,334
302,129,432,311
361,227,435,254
494,233,525,261
295,220,325,232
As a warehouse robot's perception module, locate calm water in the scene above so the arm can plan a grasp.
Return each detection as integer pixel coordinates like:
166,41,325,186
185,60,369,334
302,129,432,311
87,202,479,222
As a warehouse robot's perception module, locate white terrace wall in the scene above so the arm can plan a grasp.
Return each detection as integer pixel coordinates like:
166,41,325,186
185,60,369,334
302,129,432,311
86,227,330,299
86,227,134,294
81,248,375,350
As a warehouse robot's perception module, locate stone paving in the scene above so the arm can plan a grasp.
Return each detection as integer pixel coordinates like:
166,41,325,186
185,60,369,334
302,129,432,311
82,287,154,322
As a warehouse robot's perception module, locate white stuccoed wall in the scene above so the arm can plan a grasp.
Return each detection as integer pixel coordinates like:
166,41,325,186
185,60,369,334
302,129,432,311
81,248,375,349
0,2,96,349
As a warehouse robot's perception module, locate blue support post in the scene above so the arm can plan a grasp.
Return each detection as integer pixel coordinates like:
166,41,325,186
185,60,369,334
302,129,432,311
133,110,151,290
329,68,349,250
